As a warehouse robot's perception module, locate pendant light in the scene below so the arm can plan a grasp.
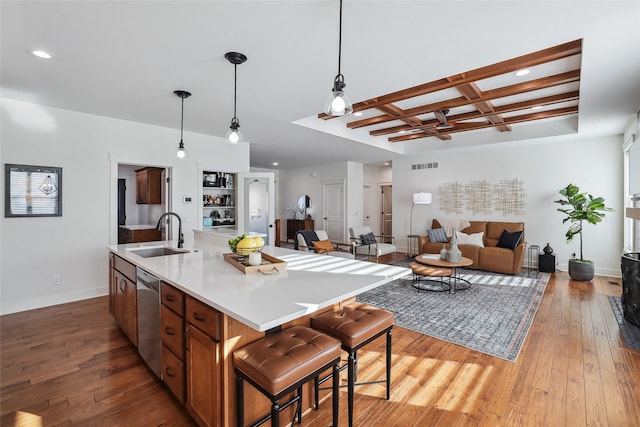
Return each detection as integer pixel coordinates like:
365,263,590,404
225,52,247,144
174,90,192,159
325,0,352,116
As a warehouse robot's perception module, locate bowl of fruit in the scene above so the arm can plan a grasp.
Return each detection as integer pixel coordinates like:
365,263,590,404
228,235,265,255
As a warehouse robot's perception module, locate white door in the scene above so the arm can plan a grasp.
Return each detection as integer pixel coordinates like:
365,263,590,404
363,184,375,229
237,172,275,245
322,181,344,242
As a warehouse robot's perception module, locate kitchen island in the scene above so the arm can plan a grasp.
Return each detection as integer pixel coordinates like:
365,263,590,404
108,240,409,426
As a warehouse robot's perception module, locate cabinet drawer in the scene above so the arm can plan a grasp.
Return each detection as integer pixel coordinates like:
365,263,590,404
161,282,184,316
185,296,220,341
162,344,185,403
113,254,136,282
161,305,184,359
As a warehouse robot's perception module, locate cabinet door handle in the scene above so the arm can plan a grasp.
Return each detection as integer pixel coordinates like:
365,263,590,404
165,295,175,302
184,326,190,350
164,327,175,335
165,367,176,377
119,279,126,293
193,313,206,322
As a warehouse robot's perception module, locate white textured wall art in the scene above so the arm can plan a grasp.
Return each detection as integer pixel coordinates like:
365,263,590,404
438,177,526,215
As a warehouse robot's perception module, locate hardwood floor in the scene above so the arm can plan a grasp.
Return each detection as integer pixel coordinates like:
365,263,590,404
2,270,639,426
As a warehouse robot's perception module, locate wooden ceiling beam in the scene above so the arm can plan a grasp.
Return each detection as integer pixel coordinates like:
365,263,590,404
388,106,578,142
320,39,582,118
454,81,511,132
369,90,579,137
350,70,579,130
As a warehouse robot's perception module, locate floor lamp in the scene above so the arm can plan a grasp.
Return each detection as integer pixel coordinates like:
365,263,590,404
410,192,432,235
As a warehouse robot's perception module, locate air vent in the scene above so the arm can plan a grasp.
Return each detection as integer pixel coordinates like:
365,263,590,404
411,162,438,170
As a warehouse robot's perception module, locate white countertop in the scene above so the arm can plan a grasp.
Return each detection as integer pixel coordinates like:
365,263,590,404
108,240,409,332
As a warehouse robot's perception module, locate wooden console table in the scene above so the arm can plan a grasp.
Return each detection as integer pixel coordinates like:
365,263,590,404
286,219,314,242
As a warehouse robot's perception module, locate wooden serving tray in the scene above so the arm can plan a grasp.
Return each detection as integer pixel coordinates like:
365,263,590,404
223,252,287,275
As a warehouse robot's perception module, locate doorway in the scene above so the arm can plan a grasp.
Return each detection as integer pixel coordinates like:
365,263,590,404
381,184,392,237
322,180,345,242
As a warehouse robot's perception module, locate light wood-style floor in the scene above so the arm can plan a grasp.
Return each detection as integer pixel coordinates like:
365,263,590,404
2,269,639,426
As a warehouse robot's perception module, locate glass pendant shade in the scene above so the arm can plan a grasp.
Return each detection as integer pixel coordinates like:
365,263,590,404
176,140,188,159
325,88,353,116
226,117,243,144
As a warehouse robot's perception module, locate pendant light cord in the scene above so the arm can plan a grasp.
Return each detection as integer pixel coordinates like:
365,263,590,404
233,64,238,120
337,0,343,77
180,97,184,141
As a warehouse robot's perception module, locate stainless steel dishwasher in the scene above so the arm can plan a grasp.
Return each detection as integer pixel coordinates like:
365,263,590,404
136,267,161,377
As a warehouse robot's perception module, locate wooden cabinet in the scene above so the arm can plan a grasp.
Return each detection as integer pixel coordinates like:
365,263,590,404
136,167,163,205
161,282,185,403
118,227,161,244
185,295,221,427
286,219,314,241
111,255,137,346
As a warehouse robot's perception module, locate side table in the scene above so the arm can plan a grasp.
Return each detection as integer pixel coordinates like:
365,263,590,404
539,253,556,273
406,234,420,258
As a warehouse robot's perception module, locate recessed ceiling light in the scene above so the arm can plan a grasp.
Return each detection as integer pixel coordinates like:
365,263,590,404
384,162,390,166
272,162,279,166
399,130,406,134
28,49,54,59
531,105,542,110
353,111,362,117
514,69,529,77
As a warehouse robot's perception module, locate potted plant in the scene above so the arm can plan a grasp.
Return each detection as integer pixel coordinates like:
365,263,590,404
554,183,613,281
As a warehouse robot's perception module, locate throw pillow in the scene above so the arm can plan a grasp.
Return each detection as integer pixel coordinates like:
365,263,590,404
312,240,335,254
360,232,377,245
427,227,449,243
496,229,524,250
455,231,485,247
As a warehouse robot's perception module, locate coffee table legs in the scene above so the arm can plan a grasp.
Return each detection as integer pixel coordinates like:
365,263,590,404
448,267,471,294
412,273,451,292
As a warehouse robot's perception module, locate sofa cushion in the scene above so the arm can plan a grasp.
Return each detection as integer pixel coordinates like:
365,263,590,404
455,231,484,247
360,232,377,245
496,229,524,250
485,222,524,247
312,240,335,254
427,228,448,243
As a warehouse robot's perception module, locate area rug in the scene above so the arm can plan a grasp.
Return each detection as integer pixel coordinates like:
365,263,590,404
607,296,640,351
356,268,550,362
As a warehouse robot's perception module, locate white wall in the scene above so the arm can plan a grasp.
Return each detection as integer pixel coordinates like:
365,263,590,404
278,162,350,241
392,135,624,277
0,98,249,314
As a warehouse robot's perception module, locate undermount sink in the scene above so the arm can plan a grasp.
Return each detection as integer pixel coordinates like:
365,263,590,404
127,246,189,258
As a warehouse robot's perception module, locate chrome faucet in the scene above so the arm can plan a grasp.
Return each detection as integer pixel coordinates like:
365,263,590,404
156,212,184,248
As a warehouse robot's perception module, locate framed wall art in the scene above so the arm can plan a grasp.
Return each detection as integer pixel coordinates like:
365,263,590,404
4,164,62,217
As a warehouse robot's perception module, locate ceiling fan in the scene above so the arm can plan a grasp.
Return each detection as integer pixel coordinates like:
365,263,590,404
434,109,454,129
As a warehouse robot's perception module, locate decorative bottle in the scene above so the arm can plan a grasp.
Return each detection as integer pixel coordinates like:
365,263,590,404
446,228,462,263
543,243,553,254
440,244,447,260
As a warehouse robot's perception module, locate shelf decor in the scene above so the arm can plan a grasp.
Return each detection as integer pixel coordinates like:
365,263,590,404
5,164,62,217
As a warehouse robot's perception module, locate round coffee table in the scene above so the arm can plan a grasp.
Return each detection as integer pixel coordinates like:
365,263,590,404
414,254,473,293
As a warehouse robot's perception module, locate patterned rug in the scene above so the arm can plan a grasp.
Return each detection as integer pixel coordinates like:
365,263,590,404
357,266,550,362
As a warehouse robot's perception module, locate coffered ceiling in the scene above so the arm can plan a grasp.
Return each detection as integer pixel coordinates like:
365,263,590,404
320,40,582,144
1,2,639,169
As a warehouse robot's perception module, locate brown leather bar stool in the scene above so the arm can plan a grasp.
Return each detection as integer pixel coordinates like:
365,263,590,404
311,302,394,427
233,325,341,427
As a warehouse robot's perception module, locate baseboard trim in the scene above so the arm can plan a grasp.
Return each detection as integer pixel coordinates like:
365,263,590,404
0,287,108,315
